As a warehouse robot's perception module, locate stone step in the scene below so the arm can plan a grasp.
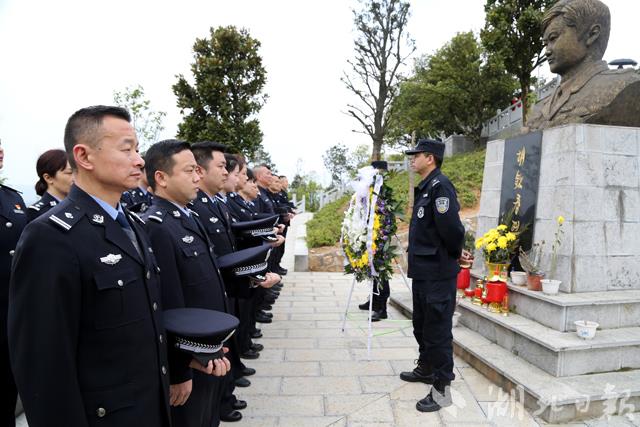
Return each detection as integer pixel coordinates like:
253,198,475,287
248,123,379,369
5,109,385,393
506,283,640,332
452,325,640,424
457,297,640,377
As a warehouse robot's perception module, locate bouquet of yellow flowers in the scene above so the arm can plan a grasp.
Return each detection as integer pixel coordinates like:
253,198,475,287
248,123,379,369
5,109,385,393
475,224,519,263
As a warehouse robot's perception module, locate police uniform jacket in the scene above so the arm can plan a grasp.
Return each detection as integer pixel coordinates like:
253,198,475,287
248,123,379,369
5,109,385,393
8,184,171,427
188,190,236,257
254,187,276,215
121,187,153,213
26,191,59,222
408,168,465,286
226,192,257,222
0,184,27,344
143,196,229,384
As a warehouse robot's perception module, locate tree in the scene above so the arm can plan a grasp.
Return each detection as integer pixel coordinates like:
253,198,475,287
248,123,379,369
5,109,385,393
391,32,517,143
323,144,351,186
349,144,371,174
173,26,267,157
481,0,555,123
343,0,415,161
113,85,166,151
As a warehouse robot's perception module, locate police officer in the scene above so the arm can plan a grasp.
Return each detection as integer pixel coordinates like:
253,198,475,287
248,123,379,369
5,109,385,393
399,139,471,412
9,106,173,426
120,166,153,213
27,149,73,221
0,139,28,427
142,140,232,427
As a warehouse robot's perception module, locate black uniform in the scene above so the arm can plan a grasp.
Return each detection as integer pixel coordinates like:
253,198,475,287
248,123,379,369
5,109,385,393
9,184,171,427
0,184,27,427
121,187,153,213
143,197,230,427
407,168,464,387
26,191,60,222
227,192,258,221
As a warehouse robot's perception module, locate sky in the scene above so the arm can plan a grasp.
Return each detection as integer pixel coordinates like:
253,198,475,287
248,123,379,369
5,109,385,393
0,0,638,203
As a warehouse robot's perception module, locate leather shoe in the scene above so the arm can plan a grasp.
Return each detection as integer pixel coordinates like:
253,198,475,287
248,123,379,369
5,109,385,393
416,386,452,412
400,362,436,384
232,400,247,410
256,314,272,324
251,343,264,352
241,366,256,376
260,304,273,311
358,300,371,310
371,309,388,322
220,410,243,422
234,377,251,387
258,310,273,319
240,349,260,360
275,266,288,275
251,330,263,339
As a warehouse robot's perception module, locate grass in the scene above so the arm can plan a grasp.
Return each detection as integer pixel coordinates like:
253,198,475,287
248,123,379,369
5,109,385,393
306,148,486,248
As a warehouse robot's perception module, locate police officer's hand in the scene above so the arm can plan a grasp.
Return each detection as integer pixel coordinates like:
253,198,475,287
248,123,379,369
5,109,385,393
258,272,281,289
276,224,285,234
459,250,474,264
270,235,285,248
169,379,192,406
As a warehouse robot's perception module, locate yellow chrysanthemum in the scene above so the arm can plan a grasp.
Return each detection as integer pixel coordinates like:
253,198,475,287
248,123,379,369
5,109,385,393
486,243,497,252
497,236,508,249
506,232,516,242
497,224,508,231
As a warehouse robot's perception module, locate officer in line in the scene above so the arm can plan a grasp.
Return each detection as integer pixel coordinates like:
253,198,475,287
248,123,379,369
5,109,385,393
121,166,153,213
0,139,28,427
27,148,73,221
399,138,472,412
227,159,259,222
9,106,183,426
142,140,232,427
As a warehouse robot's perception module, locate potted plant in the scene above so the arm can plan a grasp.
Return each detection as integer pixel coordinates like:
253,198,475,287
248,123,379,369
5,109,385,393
519,242,546,291
541,216,565,295
475,224,519,281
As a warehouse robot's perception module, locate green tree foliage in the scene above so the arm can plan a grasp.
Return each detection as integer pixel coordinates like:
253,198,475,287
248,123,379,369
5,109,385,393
113,84,166,151
322,144,351,185
343,0,415,161
390,32,517,143
290,173,324,212
173,26,267,156
481,0,555,123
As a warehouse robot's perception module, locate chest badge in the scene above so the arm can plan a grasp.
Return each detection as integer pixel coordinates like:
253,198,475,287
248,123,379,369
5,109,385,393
210,217,218,223
92,214,104,224
435,197,450,214
100,253,122,265
182,235,194,244
417,207,425,219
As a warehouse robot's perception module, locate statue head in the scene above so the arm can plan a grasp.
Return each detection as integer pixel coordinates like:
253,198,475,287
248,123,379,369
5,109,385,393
542,0,611,76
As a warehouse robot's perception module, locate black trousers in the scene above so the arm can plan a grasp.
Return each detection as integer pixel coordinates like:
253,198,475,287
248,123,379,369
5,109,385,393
411,279,456,385
171,371,224,427
373,278,390,304
1,340,17,427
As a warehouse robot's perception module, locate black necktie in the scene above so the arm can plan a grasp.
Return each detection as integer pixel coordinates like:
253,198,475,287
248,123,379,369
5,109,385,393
116,212,142,258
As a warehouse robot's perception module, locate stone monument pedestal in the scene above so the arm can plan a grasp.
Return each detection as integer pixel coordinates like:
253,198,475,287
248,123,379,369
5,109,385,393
457,124,640,422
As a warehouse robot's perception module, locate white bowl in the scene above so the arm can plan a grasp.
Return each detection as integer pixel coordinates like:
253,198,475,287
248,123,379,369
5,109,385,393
574,320,599,340
541,279,561,295
452,312,461,328
510,271,527,286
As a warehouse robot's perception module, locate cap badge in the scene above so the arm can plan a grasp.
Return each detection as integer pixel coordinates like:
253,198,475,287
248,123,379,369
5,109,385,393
100,253,122,265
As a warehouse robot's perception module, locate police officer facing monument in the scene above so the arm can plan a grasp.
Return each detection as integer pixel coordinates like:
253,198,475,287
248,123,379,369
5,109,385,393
400,138,472,412
27,149,73,221
8,106,174,426
0,139,28,427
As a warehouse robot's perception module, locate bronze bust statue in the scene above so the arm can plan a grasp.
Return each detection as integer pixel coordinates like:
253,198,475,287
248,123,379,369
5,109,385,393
527,0,640,131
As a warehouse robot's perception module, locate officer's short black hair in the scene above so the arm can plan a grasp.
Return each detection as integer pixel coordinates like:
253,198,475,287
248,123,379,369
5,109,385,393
246,168,256,182
191,141,227,170
225,153,239,173
64,105,131,170
145,139,192,191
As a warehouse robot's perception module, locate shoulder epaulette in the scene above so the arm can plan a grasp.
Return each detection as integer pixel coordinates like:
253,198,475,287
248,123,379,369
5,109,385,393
188,209,200,217
28,202,43,212
145,208,167,224
48,209,83,231
128,211,146,225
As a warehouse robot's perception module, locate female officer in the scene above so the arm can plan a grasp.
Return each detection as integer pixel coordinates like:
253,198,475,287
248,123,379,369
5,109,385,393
27,149,73,221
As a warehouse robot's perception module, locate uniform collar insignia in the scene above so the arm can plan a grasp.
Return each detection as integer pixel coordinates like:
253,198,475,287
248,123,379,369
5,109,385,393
65,212,74,219
173,210,181,218
182,235,194,244
201,197,208,203
91,214,104,224
50,201,57,206
100,253,122,265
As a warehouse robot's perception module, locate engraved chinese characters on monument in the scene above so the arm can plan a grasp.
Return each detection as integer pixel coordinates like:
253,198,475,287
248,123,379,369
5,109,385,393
527,0,640,131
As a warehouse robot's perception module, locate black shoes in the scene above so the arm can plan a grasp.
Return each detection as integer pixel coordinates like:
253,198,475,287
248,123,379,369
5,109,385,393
400,361,436,384
234,377,251,387
241,366,256,376
371,309,388,322
256,313,272,324
258,310,273,319
240,349,260,360
232,400,247,410
416,386,452,412
358,300,371,310
220,410,243,422
251,330,263,339
251,343,264,352
274,266,288,275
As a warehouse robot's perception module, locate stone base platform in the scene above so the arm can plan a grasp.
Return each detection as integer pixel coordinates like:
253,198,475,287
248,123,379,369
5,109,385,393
391,291,640,423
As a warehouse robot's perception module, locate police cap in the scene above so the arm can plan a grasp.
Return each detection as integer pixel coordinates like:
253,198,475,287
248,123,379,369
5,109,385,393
404,138,445,158
163,308,239,366
217,245,272,282
231,215,279,243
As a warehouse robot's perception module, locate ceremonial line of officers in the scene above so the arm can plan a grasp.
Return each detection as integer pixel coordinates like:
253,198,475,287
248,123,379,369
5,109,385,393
0,105,297,427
